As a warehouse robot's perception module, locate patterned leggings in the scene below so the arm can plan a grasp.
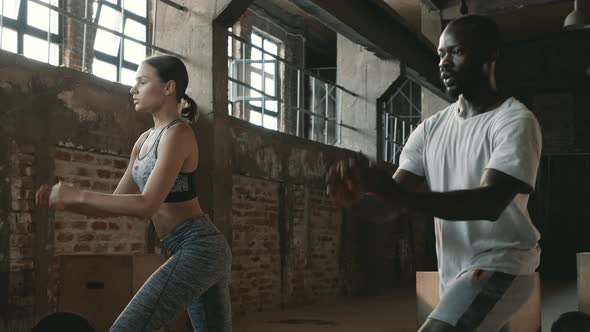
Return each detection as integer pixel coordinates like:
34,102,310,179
110,215,232,332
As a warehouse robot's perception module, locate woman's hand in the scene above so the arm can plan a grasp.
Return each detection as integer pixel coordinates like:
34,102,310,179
36,182,81,210
35,184,52,206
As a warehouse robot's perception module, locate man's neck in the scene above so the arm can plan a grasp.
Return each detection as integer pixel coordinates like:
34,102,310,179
458,88,505,118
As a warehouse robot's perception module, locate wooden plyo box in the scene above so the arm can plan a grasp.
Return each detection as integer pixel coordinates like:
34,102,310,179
416,271,541,332
577,252,590,315
57,254,191,332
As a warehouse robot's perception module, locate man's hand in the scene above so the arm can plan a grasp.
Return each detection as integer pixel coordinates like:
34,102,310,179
326,154,370,208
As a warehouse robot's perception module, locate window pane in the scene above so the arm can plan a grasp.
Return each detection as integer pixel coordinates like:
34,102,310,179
23,34,59,65
265,77,275,96
124,18,146,41
124,39,145,64
2,0,21,20
265,100,277,113
249,110,261,126
264,62,275,76
251,33,262,47
104,0,117,4
124,0,146,17
121,68,136,86
1,28,18,53
95,6,123,54
98,5,123,32
251,45,262,61
263,114,277,130
123,19,146,63
250,91,262,103
227,28,233,58
250,71,262,91
27,0,59,34
264,40,278,55
94,30,121,55
250,100,261,108
93,58,117,82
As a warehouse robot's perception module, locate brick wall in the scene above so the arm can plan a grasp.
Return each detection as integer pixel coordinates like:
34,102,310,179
52,147,146,255
228,118,352,315
230,175,282,314
0,50,151,330
5,141,37,330
306,188,341,298
230,175,343,315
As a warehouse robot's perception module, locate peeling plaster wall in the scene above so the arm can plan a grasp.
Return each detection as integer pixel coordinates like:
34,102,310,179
0,50,151,331
228,117,362,314
336,34,401,159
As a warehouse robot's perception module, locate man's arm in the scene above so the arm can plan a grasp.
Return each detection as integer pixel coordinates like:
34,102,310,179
384,168,531,221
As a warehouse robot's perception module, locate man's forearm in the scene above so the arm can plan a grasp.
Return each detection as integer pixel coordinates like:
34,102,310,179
392,185,513,221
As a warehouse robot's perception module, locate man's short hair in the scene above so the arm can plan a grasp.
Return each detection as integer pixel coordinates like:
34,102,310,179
32,312,96,332
551,311,590,332
447,15,502,57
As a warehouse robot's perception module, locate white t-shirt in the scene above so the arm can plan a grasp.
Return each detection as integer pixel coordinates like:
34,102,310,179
398,96,542,289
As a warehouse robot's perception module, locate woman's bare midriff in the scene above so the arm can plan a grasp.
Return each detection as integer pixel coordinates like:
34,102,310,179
151,197,204,239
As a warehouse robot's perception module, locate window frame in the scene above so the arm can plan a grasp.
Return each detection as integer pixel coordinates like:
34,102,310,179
92,0,148,84
227,26,283,130
379,77,423,165
0,0,62,65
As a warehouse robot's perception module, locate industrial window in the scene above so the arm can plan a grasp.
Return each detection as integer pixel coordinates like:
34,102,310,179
382,78,422,165
92,0,147,86
0,0,61,65
228,29,281,131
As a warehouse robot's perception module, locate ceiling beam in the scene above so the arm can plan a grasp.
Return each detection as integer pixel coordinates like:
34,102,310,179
439,0,572,16
291,0,447,98
421,0,444,11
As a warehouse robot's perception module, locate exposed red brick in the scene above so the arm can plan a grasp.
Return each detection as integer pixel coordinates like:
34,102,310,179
113,160,127,169
54,150,71,161
78,233,94,242
56,233,74,242
91,221,107,230
74,243,91,252
113,243,127,252
72,153,95,162
96,169,111,178
71,220,88,230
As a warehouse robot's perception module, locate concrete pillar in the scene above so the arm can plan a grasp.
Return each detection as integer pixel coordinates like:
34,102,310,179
153,0,250,240
336,34,400,160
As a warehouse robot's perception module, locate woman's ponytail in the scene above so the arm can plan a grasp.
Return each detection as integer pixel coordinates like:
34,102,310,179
180,93,198,123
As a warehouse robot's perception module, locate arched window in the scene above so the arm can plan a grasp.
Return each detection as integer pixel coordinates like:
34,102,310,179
380,77,422,165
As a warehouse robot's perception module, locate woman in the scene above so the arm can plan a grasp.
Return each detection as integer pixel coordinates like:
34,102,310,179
36,55,232,332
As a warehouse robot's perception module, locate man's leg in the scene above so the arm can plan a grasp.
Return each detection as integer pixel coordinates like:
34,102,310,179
420,269,535,332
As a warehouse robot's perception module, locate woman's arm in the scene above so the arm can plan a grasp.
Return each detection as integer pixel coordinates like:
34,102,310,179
50,124,196,218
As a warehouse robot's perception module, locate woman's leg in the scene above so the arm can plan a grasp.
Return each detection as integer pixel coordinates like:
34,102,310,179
187,278,232,332
110,235,228,332
188,237,233,332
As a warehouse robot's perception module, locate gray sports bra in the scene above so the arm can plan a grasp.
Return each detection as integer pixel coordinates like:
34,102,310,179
131,119,197,202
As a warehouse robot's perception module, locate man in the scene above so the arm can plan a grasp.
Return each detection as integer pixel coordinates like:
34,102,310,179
326,15,542,332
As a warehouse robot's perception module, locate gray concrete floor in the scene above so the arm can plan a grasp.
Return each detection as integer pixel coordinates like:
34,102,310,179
541,280,578,331
233,280,578,332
